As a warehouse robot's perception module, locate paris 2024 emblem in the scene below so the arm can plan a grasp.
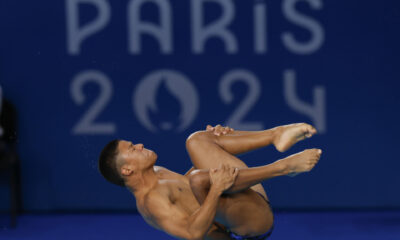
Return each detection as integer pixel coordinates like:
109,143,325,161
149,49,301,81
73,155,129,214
133,70,199,133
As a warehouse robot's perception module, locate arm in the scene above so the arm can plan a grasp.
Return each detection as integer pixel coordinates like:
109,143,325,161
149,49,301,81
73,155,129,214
205,224,232,240
186,185,224,239
148,185,222,240
148,166,238,240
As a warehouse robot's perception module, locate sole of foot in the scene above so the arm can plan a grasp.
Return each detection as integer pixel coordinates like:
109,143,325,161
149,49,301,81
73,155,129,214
284,148,322,177
274,123,317,152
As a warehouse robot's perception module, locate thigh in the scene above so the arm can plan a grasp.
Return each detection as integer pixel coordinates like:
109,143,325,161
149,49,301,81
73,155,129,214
189,169,272,235
217,189,274,235
186,132,249,169
186,132,267,197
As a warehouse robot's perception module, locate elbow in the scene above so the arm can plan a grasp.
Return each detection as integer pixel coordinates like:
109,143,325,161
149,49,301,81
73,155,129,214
187,230,204,240
186,221,207,240
187,236,201,240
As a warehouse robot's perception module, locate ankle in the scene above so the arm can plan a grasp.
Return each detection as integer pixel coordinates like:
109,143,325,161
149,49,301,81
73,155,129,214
271,127,281,144
273,160,289,176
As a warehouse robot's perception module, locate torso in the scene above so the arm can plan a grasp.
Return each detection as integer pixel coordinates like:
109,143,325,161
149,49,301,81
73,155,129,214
135,166,201,229
135,166,274,237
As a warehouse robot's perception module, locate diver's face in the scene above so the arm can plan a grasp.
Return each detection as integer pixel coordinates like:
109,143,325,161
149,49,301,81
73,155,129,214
117,140,157,171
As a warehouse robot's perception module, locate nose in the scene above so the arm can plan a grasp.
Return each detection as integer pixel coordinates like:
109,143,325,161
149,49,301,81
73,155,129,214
136,144,144,150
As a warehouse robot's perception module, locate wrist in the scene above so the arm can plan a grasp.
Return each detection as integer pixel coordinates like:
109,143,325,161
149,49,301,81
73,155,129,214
209,184,224,195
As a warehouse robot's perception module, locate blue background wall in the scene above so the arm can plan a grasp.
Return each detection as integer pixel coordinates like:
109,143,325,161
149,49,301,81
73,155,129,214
0,0,399,211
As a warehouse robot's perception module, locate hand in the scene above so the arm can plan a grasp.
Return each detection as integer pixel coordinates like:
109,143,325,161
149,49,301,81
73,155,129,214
209,164,239,193
206,124,234,136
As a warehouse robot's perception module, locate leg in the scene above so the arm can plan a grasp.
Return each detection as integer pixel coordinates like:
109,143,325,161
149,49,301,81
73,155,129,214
186,123,317,170
185,124,320,236
189,149,321,196
187,123,316,157
189,167,275,236
186,129,268,196
189,149,321,236
186,123,316,196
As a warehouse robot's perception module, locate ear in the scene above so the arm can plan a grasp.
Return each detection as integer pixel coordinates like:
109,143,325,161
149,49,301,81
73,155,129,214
121,166,133,176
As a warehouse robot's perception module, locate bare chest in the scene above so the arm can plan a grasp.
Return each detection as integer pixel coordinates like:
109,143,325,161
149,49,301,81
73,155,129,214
136,178,200,229
165,180,200,214
155,167,200,211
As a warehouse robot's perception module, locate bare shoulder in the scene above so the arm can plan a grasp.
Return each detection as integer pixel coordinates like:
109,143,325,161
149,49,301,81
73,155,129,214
154,166,189,182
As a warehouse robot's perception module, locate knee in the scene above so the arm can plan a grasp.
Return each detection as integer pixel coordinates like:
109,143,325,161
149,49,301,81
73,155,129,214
186,131,215,150
187,131,215,143
189,170,210,190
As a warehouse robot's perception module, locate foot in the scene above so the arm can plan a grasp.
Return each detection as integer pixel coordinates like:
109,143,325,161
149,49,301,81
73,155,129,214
277,149,322,177
273,123,317,152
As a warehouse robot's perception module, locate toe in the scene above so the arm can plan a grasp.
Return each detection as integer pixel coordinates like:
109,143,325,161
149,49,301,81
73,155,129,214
306,125,316,133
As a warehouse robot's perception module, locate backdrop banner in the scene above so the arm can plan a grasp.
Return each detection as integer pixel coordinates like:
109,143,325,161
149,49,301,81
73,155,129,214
0,0,399,211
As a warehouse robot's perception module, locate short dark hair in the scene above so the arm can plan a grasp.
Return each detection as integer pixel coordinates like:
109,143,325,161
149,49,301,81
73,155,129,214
98,139,125,187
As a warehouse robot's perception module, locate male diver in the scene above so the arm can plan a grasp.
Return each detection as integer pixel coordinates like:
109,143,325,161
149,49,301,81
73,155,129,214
98,123,321,239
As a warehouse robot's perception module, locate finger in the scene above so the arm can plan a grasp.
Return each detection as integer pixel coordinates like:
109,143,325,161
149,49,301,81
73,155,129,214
213,125,222,135
221,164,226,171
206,125,213,131
312,126,318,134
214,131,221,136
223,164,228,171
233,168,239,178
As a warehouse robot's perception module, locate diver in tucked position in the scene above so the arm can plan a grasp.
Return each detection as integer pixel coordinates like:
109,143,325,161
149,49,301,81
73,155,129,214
98,123,321,240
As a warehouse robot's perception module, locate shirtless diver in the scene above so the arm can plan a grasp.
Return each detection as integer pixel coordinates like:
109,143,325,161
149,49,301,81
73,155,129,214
98,123,321,240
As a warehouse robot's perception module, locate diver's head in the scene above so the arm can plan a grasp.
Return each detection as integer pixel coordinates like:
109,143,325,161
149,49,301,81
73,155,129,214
98,140,157,187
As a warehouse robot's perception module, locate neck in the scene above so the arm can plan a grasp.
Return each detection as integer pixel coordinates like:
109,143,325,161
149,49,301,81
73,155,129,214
125,166,158,196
